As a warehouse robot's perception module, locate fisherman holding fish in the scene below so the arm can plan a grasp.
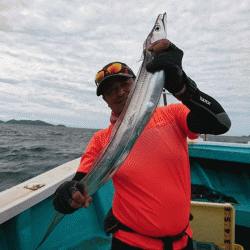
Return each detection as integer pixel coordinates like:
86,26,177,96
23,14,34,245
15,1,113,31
53,19,231,250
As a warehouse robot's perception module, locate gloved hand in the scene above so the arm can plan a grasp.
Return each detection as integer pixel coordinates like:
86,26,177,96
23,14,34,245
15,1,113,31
53,180,92,214
146,39,185,94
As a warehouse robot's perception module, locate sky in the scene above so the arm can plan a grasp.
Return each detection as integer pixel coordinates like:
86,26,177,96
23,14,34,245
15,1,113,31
0,0,249,136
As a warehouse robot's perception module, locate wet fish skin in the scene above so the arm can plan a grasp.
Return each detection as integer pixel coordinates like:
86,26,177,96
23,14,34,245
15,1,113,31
80,13,168,197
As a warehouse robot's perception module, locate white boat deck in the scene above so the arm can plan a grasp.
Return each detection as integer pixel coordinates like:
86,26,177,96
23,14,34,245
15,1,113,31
1,140,249,226
0,157,81,224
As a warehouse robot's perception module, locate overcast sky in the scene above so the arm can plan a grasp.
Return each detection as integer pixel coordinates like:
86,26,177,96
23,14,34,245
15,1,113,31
0,0,249,136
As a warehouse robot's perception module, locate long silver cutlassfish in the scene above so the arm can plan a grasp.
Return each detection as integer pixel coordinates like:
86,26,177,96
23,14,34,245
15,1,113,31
35,13,167,250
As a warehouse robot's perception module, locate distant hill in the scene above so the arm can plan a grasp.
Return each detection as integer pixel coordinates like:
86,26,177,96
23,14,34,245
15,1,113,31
1,119,66,127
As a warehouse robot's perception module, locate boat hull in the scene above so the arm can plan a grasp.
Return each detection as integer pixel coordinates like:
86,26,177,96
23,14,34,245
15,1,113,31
0,141,249,249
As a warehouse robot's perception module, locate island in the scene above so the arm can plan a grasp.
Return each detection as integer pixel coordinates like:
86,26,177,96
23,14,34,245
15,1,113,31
56,124,66,127
0,119,66,127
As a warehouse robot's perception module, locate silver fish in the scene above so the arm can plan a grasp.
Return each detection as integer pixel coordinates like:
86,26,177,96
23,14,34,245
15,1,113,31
80,12,167,195
35,13,167,249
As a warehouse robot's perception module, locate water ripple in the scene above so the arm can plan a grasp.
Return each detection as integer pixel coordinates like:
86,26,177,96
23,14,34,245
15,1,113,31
0,123,99,192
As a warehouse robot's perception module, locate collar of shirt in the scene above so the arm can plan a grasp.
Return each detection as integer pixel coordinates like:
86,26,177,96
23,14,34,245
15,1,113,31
110,111,119,125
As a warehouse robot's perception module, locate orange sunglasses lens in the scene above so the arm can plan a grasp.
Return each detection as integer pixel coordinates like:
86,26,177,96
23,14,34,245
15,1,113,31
95,71,105,84
107,63,122,74
95,62,131,86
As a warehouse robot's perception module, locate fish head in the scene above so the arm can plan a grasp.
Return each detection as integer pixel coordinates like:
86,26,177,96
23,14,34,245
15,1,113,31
144,13,167,50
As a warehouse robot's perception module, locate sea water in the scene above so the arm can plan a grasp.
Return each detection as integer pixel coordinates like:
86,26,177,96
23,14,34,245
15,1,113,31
0,123,99,192
0,123,249,193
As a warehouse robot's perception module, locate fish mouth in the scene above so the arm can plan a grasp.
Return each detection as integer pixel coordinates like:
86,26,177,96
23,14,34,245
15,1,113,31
162,12,167,30
145,12,167,48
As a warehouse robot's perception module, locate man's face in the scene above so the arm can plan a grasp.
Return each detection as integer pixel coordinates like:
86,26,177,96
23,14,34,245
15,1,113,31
102,76,134,116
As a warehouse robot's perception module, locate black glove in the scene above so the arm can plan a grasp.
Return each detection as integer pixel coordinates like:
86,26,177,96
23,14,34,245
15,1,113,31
146,43,185,94
53,180,84,214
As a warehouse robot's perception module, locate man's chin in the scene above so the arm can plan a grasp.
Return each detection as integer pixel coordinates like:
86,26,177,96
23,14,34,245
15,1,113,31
113,99,128,115
116,105,126,116
116,98,127,104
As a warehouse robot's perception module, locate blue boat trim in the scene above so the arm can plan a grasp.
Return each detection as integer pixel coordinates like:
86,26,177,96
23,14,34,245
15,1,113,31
189,143,250,230
188,142,250,164
0,141,249,249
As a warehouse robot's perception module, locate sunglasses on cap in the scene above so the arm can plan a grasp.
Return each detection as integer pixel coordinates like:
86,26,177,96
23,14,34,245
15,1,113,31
95,62,135,96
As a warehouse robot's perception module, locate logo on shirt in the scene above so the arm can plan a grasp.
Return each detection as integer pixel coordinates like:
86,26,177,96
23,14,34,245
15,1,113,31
200,96,211,105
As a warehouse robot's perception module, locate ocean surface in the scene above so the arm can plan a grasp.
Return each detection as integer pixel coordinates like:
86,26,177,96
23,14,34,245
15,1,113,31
0,123,100,192
0,123,250,193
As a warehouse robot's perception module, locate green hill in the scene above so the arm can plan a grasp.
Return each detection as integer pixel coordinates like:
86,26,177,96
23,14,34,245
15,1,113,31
2,119,66,127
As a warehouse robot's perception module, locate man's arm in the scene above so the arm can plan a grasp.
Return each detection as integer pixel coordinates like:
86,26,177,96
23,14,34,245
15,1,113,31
53,156,92,213
72,172,87,181
53,178,92,214
53,129,109,214
173,74,231,134
146,39,231,135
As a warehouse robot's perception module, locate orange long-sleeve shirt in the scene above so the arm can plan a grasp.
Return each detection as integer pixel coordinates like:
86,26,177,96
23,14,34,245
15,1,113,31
78,103,198,249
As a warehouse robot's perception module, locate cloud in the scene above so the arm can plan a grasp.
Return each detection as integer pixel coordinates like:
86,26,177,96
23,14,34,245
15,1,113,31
0,0,249,136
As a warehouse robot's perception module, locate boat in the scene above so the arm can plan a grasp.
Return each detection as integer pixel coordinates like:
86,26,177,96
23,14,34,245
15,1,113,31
0,139,248,250
188,140,249,250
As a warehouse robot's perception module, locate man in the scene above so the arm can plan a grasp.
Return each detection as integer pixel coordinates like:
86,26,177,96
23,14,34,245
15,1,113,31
53,39,231,250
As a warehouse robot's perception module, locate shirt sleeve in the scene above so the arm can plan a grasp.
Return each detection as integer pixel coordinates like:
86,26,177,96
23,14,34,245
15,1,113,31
77,126,112,173
167,103,199,140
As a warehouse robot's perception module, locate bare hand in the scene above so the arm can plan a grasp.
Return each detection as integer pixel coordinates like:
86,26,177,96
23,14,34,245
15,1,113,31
147,39,171,55
70,186,92,209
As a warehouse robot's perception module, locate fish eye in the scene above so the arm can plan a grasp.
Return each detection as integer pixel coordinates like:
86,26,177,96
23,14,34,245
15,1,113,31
155,25,161,31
